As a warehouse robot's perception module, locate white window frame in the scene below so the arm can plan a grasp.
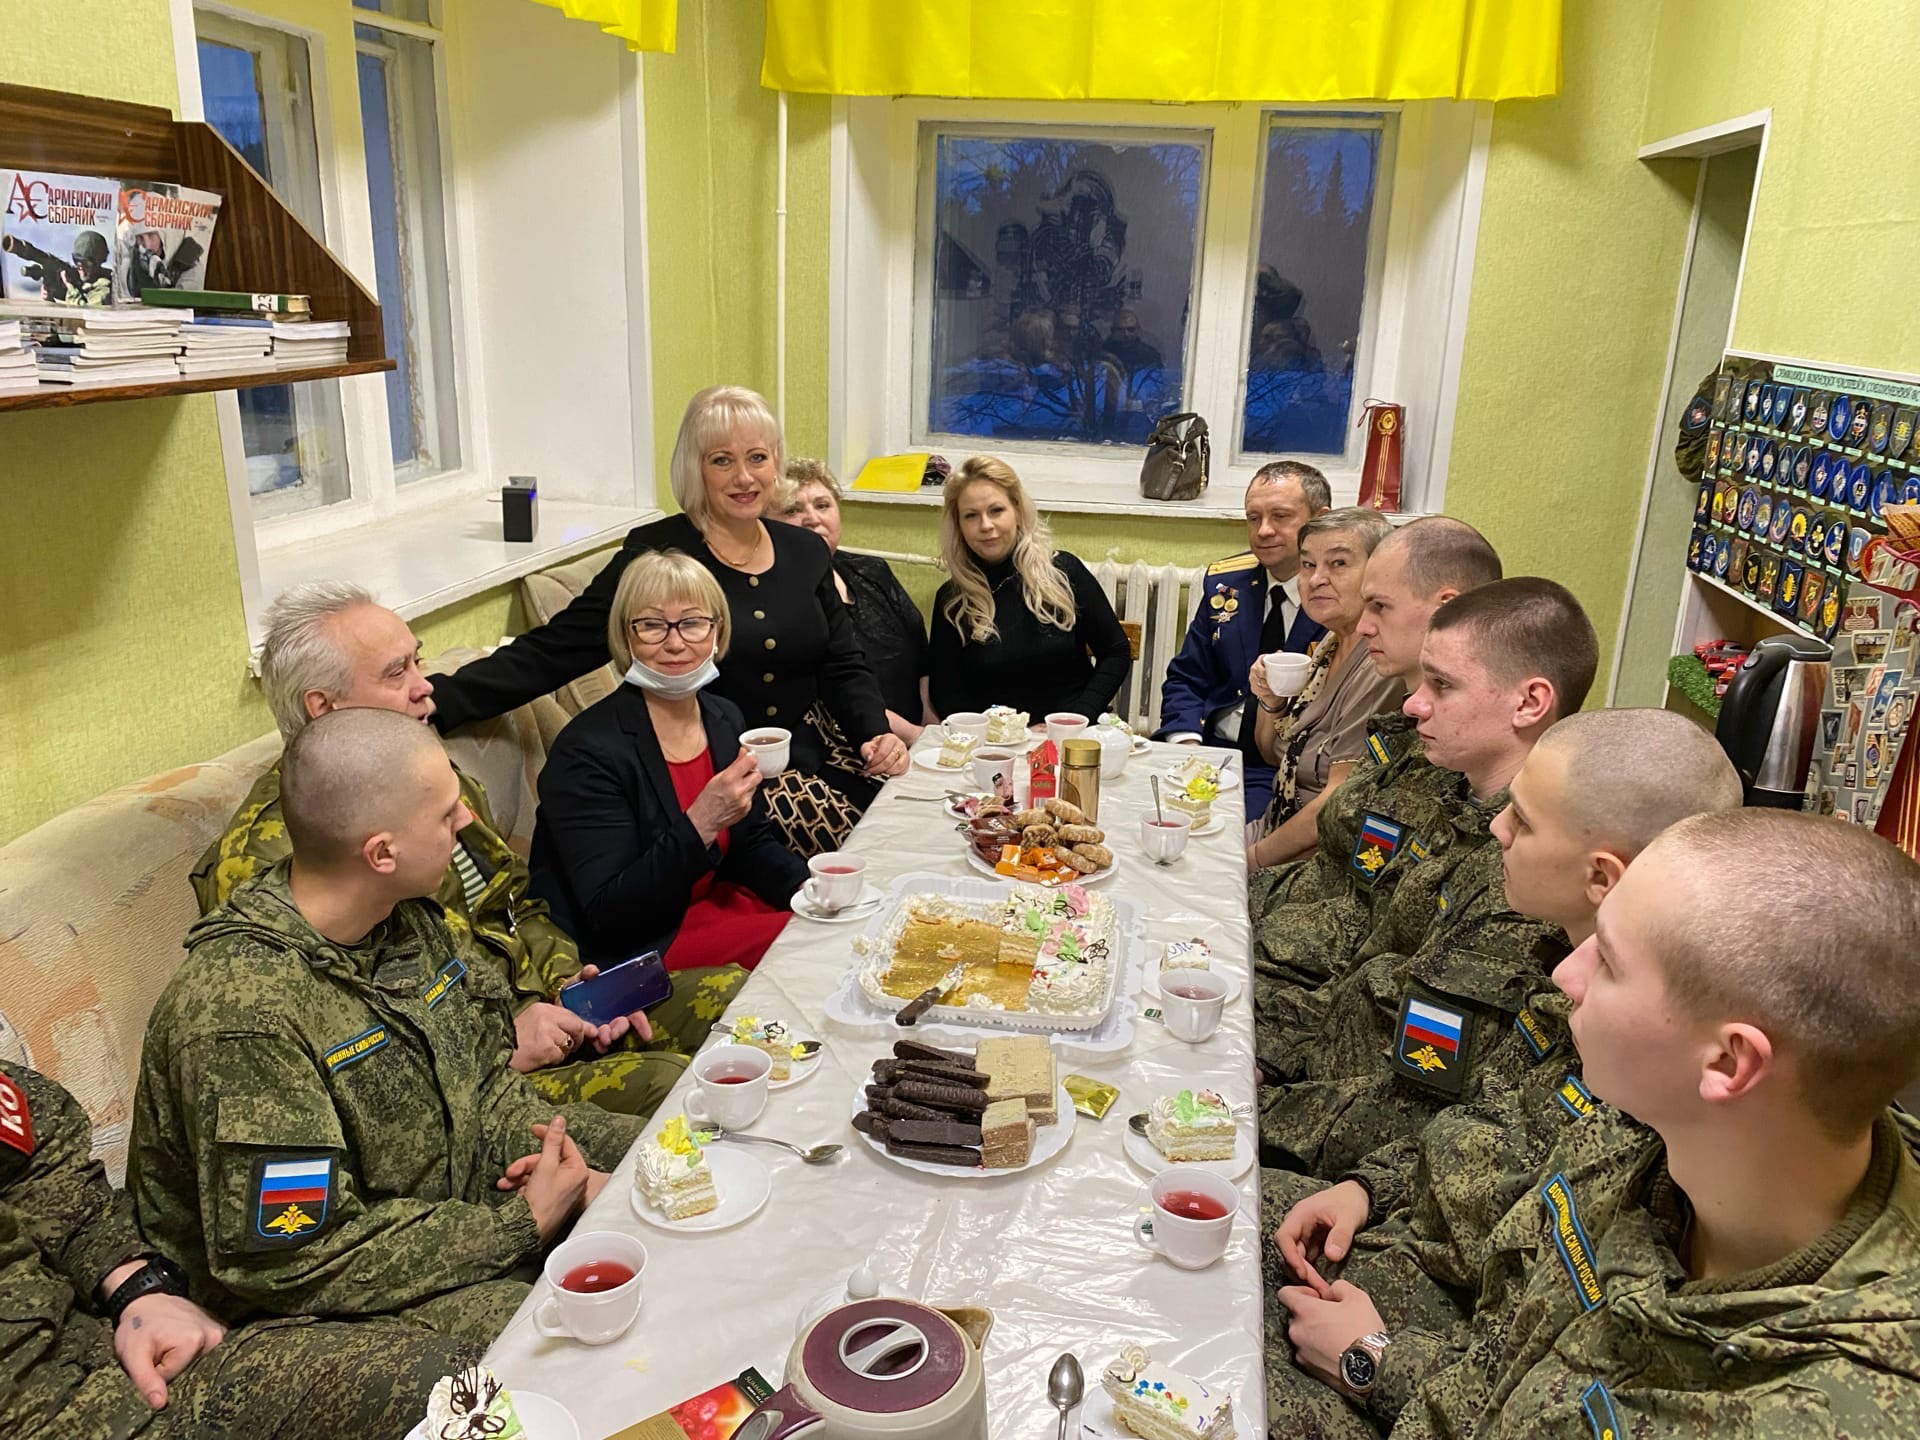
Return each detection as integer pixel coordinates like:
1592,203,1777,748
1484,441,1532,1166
829,95,1491,518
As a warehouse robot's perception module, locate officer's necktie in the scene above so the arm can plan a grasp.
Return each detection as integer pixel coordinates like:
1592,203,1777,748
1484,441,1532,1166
1261,586,1292,654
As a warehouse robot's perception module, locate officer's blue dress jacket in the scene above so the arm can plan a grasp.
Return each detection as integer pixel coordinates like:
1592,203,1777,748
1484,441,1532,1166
1155,552,1326,822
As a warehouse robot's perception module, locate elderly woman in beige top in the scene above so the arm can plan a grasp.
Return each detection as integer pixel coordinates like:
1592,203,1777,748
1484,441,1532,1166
1246,507,1402,870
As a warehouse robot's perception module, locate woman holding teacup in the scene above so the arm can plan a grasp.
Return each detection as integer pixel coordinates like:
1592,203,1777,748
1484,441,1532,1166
528,550,807,972
1246,507,1402,870
926,456,1131,720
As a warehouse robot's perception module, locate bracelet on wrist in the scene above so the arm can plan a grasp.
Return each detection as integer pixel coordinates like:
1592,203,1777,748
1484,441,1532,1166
1257,700,1286,715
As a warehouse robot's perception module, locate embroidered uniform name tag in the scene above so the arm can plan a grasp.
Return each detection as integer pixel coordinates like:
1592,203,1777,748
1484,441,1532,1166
1515,1006,1555,1059
323,1027,387,1073
1556,1074,1596,1119
421,958,468,1008
0,1072,35,1157
1390,995,1471,1096
249,1152,335,1250
1539,1172,1604,1310
1351,814,1403,882
1580,1380,1620,1440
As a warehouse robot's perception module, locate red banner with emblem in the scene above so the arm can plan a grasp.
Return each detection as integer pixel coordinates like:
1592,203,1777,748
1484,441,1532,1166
1357,399,1404,512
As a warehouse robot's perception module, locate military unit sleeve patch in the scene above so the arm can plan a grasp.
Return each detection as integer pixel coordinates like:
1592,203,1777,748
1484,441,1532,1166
248,1152,335,1250
1580,1381,1620,1440
323,1027,388,1073
1539,1173,1604,1311
1404,836,1430,864
1514,1007,1556,1059
1390,994,1471,1096
1556,1074,1596,1120
421,958,468,1008
1366,731,1393,767
1351,814,1402,882
0,1071,35,1157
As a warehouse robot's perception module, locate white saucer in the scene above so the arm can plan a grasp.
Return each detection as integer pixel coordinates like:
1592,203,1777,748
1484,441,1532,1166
407,1393,579,1440
1141,967,1243,1004
701,1023,823,1089
912,747,982,775
1160,761,1241,792
1079,1370,1246,1440
792,883,885,922
944,791,997,820
1130,735,1152,755
629,1146,771,1232
964,847,1117,887
1122,1118,1256,1181
1186,813,1226,838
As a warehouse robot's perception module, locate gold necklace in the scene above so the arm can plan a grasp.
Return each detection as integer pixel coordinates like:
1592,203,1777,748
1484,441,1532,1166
705,523,765,570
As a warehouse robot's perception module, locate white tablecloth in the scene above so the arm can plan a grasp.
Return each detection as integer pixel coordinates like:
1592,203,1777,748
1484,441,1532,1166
484,741,1264,1439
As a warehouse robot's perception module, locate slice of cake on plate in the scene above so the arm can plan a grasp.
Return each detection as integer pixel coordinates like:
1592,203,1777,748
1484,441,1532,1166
1160,939,1211,977
984,705,1029,744
979,1097,1034,1168
424,1364,526,1440
975,1034,1056,1126
1102,1345,1234,1440
937,731,979,768
1146,1089,1235,1162
635,1116,718,1219
730,1015,793,1081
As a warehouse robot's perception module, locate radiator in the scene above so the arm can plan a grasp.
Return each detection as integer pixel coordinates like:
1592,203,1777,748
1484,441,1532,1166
1092,559,1204,735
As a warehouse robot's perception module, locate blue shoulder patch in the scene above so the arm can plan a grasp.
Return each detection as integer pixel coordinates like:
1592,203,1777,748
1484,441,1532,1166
1580,1381,1620,1440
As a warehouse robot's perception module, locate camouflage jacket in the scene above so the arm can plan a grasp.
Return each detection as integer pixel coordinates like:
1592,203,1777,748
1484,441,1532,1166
1249,713,1480,996
191,761,577,1008
131,863,640,1325
0,1063,157,1439
1391,1109,1920,1439
1258,833,1568,1177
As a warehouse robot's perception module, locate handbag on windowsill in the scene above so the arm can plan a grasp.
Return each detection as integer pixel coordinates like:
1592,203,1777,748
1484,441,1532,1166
1139,412,1209,502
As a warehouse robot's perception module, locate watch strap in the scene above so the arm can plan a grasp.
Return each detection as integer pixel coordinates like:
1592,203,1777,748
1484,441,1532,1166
103,1257,189,1326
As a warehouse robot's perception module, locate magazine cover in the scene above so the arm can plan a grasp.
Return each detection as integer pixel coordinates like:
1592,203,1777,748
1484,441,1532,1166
113,181,223,303
0,169,119,305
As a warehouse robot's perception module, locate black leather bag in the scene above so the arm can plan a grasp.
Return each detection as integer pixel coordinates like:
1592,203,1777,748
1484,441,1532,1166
1139,412,1210,501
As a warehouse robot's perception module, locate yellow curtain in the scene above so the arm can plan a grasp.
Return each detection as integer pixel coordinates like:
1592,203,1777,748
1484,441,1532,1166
528,0,677,53
762,0,1558,102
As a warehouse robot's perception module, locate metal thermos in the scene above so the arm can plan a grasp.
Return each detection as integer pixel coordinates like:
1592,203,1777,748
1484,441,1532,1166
1059,738,1102,821
1714,633,1832,807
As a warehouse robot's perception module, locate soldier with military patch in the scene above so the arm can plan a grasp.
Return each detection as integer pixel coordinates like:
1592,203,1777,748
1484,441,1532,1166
190,582,746,1126
1266,810,1920,1438
135,710,641,1346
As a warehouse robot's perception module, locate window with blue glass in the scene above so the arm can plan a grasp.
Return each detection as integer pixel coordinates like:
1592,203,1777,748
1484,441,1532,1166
920,128,1207,449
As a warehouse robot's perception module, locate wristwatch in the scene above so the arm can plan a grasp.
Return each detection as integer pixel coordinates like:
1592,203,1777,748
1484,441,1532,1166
1337,1330,1392,1397
103,1255,191,1326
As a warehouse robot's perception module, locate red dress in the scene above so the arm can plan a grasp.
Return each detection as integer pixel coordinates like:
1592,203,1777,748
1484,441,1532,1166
661,752,791,971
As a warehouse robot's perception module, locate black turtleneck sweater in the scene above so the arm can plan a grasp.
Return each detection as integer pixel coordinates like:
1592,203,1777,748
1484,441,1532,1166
927,550,1131,719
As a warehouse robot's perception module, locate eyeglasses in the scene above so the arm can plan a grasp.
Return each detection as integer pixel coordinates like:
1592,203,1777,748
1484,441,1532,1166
629,614,715,644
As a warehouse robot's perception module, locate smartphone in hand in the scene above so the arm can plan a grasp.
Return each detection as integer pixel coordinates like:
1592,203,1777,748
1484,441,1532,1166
559,952,671,1026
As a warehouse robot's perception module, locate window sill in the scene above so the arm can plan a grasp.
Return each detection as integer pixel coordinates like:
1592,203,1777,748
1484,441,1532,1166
252,493,657,642
843,484,1256,522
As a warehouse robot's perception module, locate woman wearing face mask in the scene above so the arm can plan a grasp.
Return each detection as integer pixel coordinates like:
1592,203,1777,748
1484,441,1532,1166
927,456,1131,719
431,385,908,854
529,551,807,971
774,457,933,744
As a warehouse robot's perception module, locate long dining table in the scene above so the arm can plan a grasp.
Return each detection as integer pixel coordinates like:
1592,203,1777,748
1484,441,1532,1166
483,737,1264,1439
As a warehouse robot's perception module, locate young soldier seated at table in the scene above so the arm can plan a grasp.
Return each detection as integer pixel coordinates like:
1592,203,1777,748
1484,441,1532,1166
1256,710,1742,1433
1255,576,1595,1084
1251,706,1735,1190
1247,517,1503,1008
135,709,636,1347
1265,810,1920,1439
191,581,748,1123
2,1061,477,1440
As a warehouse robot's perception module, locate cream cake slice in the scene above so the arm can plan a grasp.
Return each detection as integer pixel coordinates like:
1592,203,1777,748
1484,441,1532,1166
1145,1088,1235,1162
634,1116,718,1219
1102,1345,1233,1440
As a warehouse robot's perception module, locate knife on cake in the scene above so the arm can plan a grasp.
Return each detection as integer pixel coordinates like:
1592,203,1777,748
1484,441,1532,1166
896,962,967,1026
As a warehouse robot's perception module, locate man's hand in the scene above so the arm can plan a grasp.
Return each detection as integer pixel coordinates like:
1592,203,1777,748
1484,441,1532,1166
115,1292,225,1408
505,1114,591,1243
1275,1178,1371,1291
861,732,910,778
511,1002,595,1072
565,965,656,1052
1275,1280,1387,1388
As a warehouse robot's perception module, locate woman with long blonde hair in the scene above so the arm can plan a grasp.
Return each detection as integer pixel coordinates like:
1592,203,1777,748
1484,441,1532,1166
927,457,1130,718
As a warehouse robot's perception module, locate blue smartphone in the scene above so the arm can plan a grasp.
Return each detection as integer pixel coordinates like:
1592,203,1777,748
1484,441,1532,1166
559,952,672,1026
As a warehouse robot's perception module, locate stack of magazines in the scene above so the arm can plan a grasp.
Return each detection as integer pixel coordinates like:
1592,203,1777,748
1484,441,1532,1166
178,315,273,377
272,318,350,369
0,320,35,395
35,306,192,388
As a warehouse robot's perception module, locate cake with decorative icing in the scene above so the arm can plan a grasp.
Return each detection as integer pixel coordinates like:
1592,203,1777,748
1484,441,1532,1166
1102,1345,1233,1440
730,1014,794,1081
423,1365,525,1440
984,705,1029,744
937,730,979,768
1160,939,1211,977
1146,1089,1235,1162
635,1115,718,1219
1165,760,1220,827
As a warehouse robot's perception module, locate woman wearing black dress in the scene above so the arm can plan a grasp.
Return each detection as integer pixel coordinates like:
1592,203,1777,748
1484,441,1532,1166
431,385,908,853
775,457,932,744
927,456,1131,720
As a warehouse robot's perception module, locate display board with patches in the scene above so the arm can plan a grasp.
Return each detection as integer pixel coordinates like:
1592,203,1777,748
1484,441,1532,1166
1805,613,1916,833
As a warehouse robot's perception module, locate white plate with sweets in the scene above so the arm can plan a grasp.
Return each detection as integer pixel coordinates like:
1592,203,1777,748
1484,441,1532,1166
1122,1107,1256,1182
701,1018,824,1089
629,1145,771,1233
406,1392,579,1440
964,846,1118,888
851,1081,1078,1178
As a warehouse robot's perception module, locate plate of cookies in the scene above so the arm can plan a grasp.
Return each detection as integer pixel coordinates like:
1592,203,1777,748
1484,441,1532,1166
850,1037,1076,1177
961,796,1116,886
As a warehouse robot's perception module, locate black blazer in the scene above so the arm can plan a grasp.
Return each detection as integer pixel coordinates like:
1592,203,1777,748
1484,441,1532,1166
527,684,808,965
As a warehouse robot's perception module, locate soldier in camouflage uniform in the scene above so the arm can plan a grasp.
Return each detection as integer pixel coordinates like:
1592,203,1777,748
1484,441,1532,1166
1268,810,1920,1438
135,711,640,1347
193,582,749,1123
2,1061,477,1440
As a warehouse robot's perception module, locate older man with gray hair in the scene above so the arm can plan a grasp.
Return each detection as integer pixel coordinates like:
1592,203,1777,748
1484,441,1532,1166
190,581,746,1122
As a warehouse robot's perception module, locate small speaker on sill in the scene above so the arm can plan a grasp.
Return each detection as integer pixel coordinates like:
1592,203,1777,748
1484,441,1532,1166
502,476,538,542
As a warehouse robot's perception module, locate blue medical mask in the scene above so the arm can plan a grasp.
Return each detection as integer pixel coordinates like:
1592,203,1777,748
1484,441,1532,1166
622,655,720,698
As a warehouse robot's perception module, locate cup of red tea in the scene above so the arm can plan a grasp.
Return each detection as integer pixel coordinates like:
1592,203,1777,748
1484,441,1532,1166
1140,812,1193,865
1160,969,1229,1043
804,851,868,912
1134,1169,1239,1270
535,1230,648,1343
685,1044,770,1130
740,726,792,776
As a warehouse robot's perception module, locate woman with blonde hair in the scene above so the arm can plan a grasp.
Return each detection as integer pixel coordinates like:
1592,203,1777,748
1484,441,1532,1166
926,457,1130,719
431,385,908,854
529,550,807,970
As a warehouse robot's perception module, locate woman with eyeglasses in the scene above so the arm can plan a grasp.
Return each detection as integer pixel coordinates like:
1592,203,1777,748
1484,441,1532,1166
528,550,807,972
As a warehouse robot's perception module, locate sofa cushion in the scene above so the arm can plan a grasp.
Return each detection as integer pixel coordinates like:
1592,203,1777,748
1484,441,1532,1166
519,549,620,740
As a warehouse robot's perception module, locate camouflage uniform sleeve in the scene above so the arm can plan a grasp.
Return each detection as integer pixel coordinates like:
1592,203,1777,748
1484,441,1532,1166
461,779,581,1001
188,787,289,917
1363,1322,1472,1430
2,1063,148,1301
1343,1133,1422,1221
476,1048,642,1178
165,1033,542,1317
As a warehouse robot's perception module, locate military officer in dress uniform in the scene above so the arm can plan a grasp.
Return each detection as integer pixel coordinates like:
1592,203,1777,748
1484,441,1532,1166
1157,461,1333,821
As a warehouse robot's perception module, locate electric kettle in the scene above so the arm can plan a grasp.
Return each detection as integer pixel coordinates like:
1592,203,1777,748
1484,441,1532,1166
1714,633,1832,806
735,1299,991,1440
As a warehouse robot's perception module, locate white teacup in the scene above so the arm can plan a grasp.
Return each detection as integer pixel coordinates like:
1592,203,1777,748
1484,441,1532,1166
1141,813,1192,864
535,1230,648,1344
1262,652,1315,698
740,726,792,776
971,748,1019,798
1045,711,1089,746
943,710,989,744
1160,968,1229,1043
804,852,867,912
1133,1169,1239,1270
684,1044,770,1130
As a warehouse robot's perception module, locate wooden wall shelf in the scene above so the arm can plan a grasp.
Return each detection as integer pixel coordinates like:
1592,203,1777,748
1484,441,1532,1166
0,82,390,412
